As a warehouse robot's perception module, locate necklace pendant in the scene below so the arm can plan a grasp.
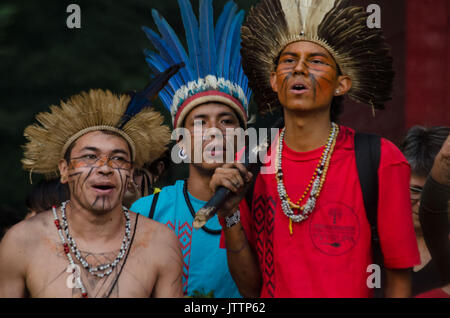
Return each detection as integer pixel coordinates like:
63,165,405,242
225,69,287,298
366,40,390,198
289,218,293,236
289,200,301,210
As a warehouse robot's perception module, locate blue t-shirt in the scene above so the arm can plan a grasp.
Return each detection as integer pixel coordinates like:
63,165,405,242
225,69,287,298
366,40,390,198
130,180,241,298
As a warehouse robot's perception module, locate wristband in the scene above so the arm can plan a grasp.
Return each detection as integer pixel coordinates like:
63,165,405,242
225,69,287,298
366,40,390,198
219,210,241,228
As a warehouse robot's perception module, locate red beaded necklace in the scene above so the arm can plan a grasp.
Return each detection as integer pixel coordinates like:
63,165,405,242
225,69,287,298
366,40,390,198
52,204,88,298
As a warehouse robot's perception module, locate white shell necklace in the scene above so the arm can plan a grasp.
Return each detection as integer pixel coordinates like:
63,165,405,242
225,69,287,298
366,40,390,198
60,201,132,278
275,123,339,234
52,200,132,297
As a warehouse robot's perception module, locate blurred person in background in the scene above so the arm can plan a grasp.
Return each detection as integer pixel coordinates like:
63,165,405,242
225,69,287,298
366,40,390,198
401,126,450,297
25,178,70,219
418,133,450,298
123,150,171,208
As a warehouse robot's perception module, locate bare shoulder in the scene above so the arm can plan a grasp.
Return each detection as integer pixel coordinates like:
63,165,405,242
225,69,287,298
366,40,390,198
0,210,53,281
131,213,182,271
133,212,180,251
1,210,52,249
124,213,183,297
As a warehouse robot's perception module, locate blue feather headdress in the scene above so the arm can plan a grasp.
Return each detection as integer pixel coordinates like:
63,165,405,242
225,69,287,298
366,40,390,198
143,0,252,128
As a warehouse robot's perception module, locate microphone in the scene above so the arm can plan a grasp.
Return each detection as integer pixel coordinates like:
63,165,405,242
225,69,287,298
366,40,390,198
193,117,284,229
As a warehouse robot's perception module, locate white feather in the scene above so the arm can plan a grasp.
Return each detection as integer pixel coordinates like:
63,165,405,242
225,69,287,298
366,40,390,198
280,0,336,38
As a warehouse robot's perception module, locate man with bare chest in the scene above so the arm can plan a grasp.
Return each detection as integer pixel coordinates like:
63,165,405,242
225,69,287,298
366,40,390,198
0,85,183,298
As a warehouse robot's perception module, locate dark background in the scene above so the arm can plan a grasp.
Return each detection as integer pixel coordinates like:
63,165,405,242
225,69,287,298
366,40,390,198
0,0,448,220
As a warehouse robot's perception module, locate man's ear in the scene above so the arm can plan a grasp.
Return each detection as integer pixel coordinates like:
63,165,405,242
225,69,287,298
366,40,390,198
335,75,352,96
270,71,279,93
58,159,69,184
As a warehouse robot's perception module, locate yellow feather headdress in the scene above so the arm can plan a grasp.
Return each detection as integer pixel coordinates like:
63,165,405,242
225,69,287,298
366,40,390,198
241,0,394,114
22,64,183,177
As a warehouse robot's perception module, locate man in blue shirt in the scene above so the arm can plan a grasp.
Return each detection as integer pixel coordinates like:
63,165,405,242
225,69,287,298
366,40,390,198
131,0,251,297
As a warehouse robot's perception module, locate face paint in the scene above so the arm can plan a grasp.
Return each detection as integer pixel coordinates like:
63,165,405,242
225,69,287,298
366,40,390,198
279,67,294,105
272,41,339,112
70,154,132,170
307,62,334,103
63,131,133,214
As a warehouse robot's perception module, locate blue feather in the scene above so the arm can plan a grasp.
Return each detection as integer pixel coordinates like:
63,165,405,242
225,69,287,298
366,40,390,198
245,79,252,104
142,26,178,66
222,11,243,80
199,0,215,77
144,55,178,94
216,3,237,78
158,88,172,110
144,50,185,92
142,29,188,92
144,56,163,79
144,55,180,95
229,10,244,82
240,70,246,93
244,75,250,99
119,63,184,128
141,0,252,118
178,0,202,79
215,1,236,49
151,9,194,82
232,54,242,85
246,90,252,105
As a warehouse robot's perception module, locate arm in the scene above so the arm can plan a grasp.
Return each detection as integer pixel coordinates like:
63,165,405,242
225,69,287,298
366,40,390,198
0,223,28,297
152,226,184,298
211,163,262,298
222,210,262,298
419,134,450,285
384,268,412,298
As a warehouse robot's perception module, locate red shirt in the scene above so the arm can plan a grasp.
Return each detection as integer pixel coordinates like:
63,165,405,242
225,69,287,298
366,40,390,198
237,126,420,298
415,288,450,298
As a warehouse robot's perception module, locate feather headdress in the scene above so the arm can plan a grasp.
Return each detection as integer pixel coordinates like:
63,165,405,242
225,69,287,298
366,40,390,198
241,0,394,114
143,0,252,128
22,64,183,177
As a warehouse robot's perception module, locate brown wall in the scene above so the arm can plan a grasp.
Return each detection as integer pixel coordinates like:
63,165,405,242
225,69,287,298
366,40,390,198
340,0,407,145
405,0,450,129
340,0,449,145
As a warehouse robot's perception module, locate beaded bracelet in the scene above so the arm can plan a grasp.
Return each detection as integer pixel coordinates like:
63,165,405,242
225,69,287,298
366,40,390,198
219,210,241,229
225,210,241,228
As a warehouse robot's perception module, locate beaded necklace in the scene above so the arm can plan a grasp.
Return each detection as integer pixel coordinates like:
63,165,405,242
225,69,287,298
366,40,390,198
52,200,132,297
61,201,132,278
52,204,88,298
275,123,339,235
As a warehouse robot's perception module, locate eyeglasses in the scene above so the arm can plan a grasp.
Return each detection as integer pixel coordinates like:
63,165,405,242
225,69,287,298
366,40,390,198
70,154,131,170
409,185,423,205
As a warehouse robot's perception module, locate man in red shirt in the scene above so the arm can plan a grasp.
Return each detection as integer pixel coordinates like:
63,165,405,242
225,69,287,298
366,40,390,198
209,0,420,298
